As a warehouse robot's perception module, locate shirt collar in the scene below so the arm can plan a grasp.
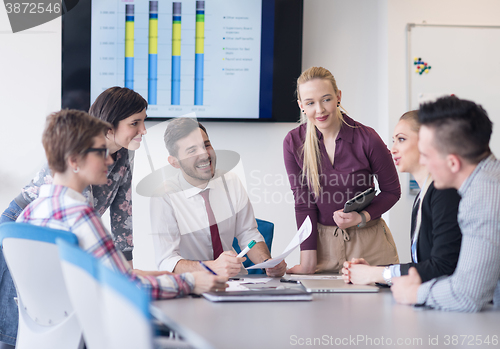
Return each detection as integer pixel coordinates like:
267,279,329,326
178,171,219,199
458,153,495,196
315,113,355,144
39,184,87,203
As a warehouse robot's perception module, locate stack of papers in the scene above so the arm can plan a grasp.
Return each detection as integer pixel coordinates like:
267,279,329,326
225,278,272,292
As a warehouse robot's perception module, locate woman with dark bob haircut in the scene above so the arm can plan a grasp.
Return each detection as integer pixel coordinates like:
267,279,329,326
0,87,148,347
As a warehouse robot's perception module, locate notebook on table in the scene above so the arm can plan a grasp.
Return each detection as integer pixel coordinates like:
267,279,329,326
300,279,379,293
202,288,313,302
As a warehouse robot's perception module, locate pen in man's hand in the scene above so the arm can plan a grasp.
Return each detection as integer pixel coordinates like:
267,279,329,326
199,261,218,275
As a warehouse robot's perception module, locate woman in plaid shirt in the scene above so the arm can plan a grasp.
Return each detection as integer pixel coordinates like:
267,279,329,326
0,89,227,347
20,110,226,297
0,87,146,347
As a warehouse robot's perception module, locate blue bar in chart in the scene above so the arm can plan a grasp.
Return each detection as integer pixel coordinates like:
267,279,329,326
125,4,134,89
171,2,181,105
148,1,158,104
194,1,205,105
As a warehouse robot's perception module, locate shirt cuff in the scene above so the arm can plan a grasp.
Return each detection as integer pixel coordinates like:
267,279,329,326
389,264,401,278
159,256,183,273
183,272,196,293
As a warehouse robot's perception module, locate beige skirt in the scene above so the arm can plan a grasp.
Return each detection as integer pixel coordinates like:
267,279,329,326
316,218,399,273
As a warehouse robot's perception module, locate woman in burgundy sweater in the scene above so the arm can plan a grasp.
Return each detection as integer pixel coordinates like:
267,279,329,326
284,67,401,274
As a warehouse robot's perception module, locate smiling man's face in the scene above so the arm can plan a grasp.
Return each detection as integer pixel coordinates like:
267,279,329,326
174,128,216,187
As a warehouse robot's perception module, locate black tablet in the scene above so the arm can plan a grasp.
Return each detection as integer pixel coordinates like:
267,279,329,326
343,188,375,213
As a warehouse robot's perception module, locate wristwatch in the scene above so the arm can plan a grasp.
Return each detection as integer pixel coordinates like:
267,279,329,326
357,211,367,228
382,266,393,286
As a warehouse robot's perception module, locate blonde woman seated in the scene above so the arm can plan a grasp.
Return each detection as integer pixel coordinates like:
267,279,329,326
17,110,227,298
342,111,462,285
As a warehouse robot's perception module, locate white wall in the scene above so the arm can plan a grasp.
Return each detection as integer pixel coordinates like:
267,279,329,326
385,0,500,264
300,0,500,266
0,12,61,209
302,0,389,136
2,0,500,270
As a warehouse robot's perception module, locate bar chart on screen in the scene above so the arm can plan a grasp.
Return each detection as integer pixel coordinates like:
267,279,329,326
90,0,263,119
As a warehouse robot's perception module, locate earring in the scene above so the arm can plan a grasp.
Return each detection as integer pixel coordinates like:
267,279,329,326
337,102,340,107
301,109,304,113
73,167,80,173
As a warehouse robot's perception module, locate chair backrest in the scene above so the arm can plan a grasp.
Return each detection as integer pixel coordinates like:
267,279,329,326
98,262,155,349
59,243,193,349
232,219,274,274
0,222,82,349
57,239,106,349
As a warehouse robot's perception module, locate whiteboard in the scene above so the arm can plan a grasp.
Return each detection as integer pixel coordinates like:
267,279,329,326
407,24,500,156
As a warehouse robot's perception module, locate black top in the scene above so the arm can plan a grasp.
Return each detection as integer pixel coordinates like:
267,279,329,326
399,182,462,282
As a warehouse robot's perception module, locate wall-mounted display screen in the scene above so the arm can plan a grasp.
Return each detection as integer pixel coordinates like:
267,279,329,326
62,0,303,122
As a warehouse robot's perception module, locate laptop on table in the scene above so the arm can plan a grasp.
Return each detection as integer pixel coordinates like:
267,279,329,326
300,279,379,293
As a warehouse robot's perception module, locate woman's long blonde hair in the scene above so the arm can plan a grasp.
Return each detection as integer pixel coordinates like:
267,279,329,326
296,67,345,196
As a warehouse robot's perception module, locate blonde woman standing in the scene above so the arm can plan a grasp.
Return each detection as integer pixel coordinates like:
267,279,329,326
284,67,400,274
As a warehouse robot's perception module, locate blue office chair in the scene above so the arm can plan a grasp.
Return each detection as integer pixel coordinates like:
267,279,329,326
57,239,105,349
0,222,83,349
98,260,155,349
98,259,193,349
232,219,274,275
58,239,192,349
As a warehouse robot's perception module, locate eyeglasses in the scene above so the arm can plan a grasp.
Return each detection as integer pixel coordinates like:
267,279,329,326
85,147,110,159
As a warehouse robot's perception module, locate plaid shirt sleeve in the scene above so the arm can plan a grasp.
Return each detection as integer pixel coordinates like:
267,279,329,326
75,206,194,299
417,158,500,312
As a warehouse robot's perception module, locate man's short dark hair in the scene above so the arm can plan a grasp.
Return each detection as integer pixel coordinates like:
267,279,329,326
418,96,492,164
164,118,208,157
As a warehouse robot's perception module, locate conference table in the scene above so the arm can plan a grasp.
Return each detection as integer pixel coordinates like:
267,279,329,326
151,276,500,349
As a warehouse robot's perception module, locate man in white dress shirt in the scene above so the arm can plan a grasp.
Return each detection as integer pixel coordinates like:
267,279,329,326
151,118,286,277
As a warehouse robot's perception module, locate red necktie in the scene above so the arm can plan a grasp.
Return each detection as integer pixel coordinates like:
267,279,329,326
199,189,224,259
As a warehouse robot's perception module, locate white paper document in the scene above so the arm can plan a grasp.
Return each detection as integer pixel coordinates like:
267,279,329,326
225,281,250,292
225,277,273,292
239,278,272,284
247,216,312,270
